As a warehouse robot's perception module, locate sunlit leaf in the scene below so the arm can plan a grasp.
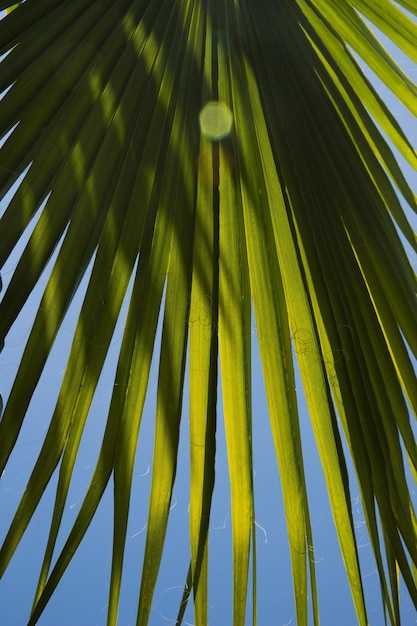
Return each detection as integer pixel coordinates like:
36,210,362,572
0,1,416,624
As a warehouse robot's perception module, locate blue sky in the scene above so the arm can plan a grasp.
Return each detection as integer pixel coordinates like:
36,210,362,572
1,272,416,625
1,9,417,626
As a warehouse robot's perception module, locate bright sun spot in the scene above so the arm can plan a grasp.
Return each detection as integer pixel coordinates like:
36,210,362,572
199,101,233,140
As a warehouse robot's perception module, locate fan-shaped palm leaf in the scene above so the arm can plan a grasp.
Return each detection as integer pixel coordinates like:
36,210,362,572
0,0,416,624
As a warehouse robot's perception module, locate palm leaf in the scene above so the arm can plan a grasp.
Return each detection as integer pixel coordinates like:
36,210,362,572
1,0,416,624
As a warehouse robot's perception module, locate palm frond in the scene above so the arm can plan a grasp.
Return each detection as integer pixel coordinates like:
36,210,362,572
1,0,416,624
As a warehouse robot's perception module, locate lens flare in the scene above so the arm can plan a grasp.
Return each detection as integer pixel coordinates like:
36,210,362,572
199,101,233,140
